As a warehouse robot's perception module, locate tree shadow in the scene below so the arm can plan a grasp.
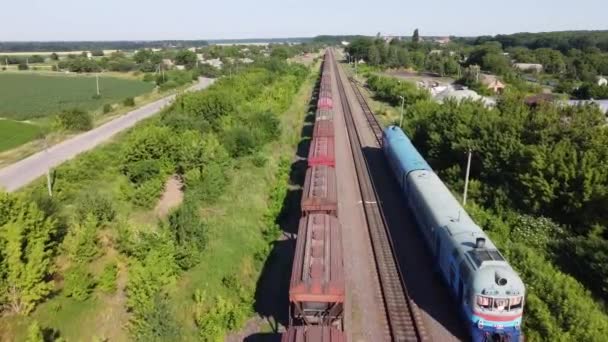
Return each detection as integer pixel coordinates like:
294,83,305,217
251,71,322,335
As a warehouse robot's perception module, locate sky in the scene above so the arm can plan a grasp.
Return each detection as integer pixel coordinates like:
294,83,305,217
0,0,606,41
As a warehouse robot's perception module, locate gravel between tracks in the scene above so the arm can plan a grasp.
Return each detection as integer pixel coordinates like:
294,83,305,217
331,56,389,342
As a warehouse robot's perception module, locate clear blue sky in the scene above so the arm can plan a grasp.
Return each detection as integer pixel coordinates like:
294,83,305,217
1,0,606,41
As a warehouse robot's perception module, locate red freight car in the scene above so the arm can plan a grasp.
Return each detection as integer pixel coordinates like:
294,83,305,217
315,109,333,121
308,136,335,167
289,214,344,326
317,95,333,110
319,89,332,100
301,165,337,216
312,119,334,138
281,326,346,342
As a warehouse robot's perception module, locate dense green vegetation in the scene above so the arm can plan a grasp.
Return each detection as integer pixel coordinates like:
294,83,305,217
347,31,608,100
0,119,42,152
365,74,608,340
0,56,310,341
0,73,154,120
0,40,209,53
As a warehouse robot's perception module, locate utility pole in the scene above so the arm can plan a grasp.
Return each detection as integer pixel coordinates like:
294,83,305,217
462,149,472,206
96,73,100,96
399,95,405,127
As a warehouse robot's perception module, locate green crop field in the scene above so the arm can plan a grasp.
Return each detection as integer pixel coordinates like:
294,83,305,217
0,73,155,120
0,119,42,152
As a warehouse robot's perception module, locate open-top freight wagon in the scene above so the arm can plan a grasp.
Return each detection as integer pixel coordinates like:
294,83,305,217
289,214,344,327
301,165,337,216
312,119,335,138
308,136,335,167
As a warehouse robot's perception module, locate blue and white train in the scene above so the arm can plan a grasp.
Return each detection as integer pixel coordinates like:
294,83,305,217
382,126,525,342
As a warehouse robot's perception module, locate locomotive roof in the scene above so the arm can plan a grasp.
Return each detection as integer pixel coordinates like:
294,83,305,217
408,170,524,293
383,126,431,175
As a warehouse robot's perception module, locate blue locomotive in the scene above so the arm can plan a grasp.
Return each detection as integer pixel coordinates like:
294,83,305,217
382,126,525,341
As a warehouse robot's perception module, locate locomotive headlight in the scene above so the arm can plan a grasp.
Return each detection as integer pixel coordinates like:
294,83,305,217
478,320,485,329
515,320,521,330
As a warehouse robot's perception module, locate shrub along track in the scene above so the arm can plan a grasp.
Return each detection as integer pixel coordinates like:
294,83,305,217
330,50,428,341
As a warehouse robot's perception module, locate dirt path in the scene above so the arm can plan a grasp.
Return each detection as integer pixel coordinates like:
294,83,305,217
155,175,184,218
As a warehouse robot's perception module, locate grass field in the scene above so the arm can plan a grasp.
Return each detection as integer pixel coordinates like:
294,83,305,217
0,119,42,152
0,73,155,120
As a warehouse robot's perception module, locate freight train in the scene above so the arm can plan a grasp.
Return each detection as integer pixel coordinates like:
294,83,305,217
288,51,344,331
382,126,525,342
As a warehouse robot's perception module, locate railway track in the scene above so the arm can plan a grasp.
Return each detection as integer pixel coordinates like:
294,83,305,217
330,50,428,341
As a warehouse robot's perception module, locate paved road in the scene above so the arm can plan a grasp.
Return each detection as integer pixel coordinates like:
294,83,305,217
0,77,215,192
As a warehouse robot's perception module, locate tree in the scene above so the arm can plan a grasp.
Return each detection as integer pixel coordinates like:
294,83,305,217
412,28,420,43
56,108,93,131
50,52,59,61
62,214,100,264
174,50,197,68
25,321,44,342
367,44,381,66
0,200,56,315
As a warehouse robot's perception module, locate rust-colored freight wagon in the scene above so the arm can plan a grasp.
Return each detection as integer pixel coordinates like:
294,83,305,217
319,89,332,100
312,119,334,138
308,136,335,167
315,109,333,121
289,214,344,326
301,165,337,216
281,326,346,342
317,98,333,110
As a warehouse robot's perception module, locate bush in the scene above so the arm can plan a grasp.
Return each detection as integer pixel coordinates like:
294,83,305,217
103,103,112,113
167,201,208,269
185,162,228,202
62,215,100,263
123,97,135,107
56,108,93,131
63,264,95,301
75,190,116,224
128,177,166,208
223,126,257,157
98,262,118,293
123,159,164,184
18,62,29,70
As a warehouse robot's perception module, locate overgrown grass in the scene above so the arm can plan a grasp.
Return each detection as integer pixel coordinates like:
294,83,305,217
0,73,154,120
0,119,42,152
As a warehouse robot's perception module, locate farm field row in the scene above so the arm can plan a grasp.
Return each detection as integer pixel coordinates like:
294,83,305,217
0,119,41,152
0,72,154,120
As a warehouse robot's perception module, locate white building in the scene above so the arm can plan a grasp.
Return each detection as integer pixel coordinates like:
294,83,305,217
597,76,608,87
513,63,543,73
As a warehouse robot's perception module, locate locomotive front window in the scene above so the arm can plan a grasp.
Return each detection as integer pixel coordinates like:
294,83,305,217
509,296,523,310
476,296,492,310
493,298,508,311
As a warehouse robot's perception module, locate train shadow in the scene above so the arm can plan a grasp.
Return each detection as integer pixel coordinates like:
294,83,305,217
244,333,282,342
361,145,468,340
250,73,320,337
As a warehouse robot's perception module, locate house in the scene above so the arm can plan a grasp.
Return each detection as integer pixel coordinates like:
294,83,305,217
86,52,93,59
162,59,174,67
429,50,443,55
514,63,543,73
187,47,196,52
480,74,506,94
433,86,496,107
567,100,608,114
598,76,608,86
239,58,254,64
201,58,223,69
175,65,186,71
434,37,451,45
